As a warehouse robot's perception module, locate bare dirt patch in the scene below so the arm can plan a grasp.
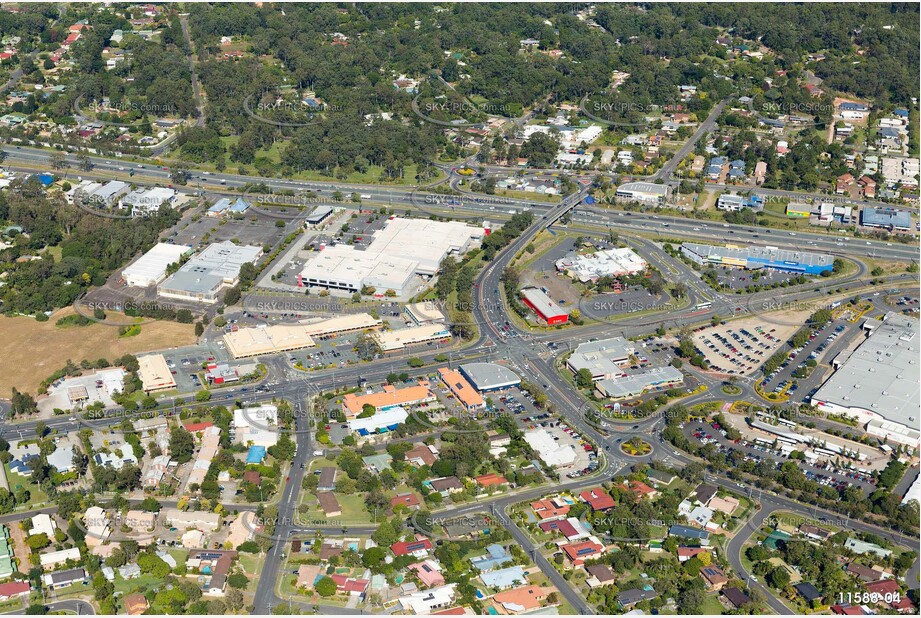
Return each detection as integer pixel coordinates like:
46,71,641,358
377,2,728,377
0,307,195,398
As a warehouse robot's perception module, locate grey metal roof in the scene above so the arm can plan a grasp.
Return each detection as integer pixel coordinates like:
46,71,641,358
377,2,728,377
811,312,919,428
681,242,833,268
459,363,520,390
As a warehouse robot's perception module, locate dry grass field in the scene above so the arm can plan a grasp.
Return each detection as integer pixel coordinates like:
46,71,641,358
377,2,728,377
0,307,195,398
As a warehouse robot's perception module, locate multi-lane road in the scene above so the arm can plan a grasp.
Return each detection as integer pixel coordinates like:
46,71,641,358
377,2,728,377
0,141,917,614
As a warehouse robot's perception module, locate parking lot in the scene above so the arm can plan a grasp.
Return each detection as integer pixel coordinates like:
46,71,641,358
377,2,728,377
710,265,806,290
682,419,877,495
761,319,859,398
693,321,790,375
169,201,292,250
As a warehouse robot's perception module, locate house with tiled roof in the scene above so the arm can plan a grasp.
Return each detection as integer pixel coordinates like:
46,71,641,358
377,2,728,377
579,488,615,512
391,536,433,558
391,492,422,511
530,498,570,521
475,474,508,489
561,539,604,566
700,565,729,591
490,586,551,614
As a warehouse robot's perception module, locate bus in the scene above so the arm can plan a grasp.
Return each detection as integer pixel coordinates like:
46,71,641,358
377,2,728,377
695,301,712,311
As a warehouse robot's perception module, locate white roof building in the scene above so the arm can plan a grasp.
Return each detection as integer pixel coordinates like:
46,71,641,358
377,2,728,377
524,429,576,467
374,323,451,352
555,247,647,282
29,514,57,538
122,243,191,287
233,404,279,447
299,217,484,295
399,583,458,614
348,406,410,435
566,337,635,380
40,547,81,569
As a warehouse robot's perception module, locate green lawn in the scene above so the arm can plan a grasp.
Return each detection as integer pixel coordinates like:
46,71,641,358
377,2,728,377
113,572,162,595
699,593,725,615
5,466,49,507
301,492,376,525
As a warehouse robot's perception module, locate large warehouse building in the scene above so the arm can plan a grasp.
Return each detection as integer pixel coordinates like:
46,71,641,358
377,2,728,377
680,242,834,275
223,313,381,358
459,363,521,392
555,247,647,282
375,323,452,352
137,354,176,392
594,366,684,400
122,243,191,287
524,429,576,467
810,312,919,449
615,182,670,204
520,288,569,325
566,337,636,381
299,217,485,295
158,241,262,304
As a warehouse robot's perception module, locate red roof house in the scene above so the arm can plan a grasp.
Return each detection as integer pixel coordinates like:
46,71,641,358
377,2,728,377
580,488,615,511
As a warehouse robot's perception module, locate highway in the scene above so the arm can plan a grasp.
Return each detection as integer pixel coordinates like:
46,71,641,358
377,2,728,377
0,138,917,614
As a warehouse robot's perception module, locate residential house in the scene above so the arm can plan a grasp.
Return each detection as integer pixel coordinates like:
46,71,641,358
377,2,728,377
410,560,445,588
836,173,856,195
530,498,570,521
317,492,342,517
722,587,751,610
479,565,527,590
845,562,884,583
391,493,422,512
398,583,457,614
561,539,604,567
580,488,615,512
0,581,30,602
470,544,513,572
491,586,550,614
794,582,823,605
700,565,729,591
42,568,86,589
428,476,464,496
391,536,433,559
405,444,438,467
584,564,616,588
618,587,658,609
123,592,149,615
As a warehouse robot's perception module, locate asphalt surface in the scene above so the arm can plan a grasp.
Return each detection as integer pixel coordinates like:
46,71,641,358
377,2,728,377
0,134,916,614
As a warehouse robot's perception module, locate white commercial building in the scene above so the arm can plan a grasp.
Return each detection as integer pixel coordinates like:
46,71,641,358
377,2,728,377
348,406,410,436
121,187,178,216
595,366,684,400
299,217,484,295
615,182,670,203
374,323,451,352
555,247,647,282
233,404,279,447
566,337,636,381
122,242,191,287
158,241,262,304
524,429,577,467
404,302,446,325
810,313,919,444
137,354,176,392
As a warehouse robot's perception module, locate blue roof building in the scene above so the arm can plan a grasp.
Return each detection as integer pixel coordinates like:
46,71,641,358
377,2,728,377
470,544,513,572
893,109,909,118
34,174,54,186
246,445,267,464
669,524,709,541
861,207,912,230
479,565,526,590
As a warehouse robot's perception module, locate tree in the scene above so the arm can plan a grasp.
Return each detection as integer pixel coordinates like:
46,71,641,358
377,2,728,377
169,427,195,464
227,573,249,589
575,368,594,389
139,497,161,512
315,576,337,596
